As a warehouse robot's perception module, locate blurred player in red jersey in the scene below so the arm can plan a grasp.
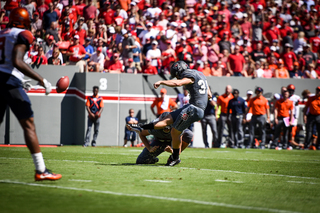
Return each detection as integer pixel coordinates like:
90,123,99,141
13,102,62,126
0,8,62,181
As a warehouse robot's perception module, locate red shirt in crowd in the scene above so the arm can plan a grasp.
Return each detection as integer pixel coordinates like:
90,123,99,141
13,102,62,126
72,29,86,45
68,44,86,62
310,36,320,53
37,3,48,19
70,6,80,24
32,55,48,65
100,9,114,25
107,60,124,72
5,0,21,11
143,65,158,74
228,53,245,73
76,2,86,17
282,52,297,71
83,5,97,21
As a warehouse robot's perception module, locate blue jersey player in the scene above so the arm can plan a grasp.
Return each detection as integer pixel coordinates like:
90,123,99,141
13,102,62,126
127,61,212,166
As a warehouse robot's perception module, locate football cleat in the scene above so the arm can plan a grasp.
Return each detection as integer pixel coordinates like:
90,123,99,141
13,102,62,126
91,140,96,147
165,155,181,166
35,168,62,181
126,124,143,134
287,146,293,150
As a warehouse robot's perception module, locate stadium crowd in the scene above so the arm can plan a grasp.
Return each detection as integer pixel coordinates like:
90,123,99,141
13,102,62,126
1,0,320,77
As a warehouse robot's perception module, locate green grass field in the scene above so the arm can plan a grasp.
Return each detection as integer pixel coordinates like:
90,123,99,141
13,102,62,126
0,146,320,213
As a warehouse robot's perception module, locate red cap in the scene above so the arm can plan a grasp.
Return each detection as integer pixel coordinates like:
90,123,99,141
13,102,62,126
48,35,54,40
128,58,133,62
97,47,102,52
34,12,39,15
114,53,120,57
166,40,171,44
190,19,196,23
160,88,167,94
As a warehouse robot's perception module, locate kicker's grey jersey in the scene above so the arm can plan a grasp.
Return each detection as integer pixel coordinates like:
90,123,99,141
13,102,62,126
179,69,208,110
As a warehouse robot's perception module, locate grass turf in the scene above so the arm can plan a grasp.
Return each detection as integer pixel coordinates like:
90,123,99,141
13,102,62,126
0,146,320,213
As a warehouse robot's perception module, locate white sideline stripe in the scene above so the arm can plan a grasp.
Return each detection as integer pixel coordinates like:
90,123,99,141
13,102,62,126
0,180,302,213
215,180,243,183
144,180,171,183
1,157,319,180
68,179,92,182
287,181,318,185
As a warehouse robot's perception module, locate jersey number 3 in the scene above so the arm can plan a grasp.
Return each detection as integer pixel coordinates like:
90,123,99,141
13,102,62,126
0,37,5,64
198,80,206,94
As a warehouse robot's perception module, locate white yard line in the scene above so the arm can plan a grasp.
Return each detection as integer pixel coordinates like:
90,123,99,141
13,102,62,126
0,180,302,213
215,180,243,183
68,179,92,182
0,157,319,180
144,180,171,183
287,181,318,185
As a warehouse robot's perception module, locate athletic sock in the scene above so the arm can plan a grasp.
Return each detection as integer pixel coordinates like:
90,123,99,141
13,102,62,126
31,152,46,173
172,148,180,160
140,122,154,130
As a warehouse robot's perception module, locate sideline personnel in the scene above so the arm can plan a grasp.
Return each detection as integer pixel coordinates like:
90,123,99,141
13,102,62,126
246,87,270,149
84,86,104,147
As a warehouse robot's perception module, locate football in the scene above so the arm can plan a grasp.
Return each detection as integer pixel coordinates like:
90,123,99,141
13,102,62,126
56,76,69,93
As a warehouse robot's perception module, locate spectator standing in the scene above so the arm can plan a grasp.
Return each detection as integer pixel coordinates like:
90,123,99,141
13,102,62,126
150,88,177,118
132,41,142,72
31,12,42,33
42,2,58,31
272,89,294,150
67,35,87,72
121,29,136,66
303,44,316,67
45,21,60,43
146,40,162,73
227,45,245,76
83,0,97,21
218,32,231,54
250,43,266,62
303,87,320,149
201,93,218,148
227,89,247,148
246,87,270,149
291,62,304,79
123,109,138,147
207,37,220,67
84,86,104,147
215,85,234,148
282,43,297,77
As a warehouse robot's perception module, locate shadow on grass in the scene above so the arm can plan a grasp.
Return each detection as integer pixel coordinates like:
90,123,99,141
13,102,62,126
95,163,167,166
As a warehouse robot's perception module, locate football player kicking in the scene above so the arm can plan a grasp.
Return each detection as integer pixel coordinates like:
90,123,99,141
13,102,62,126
0,8,62,181
128,61,211,166
136,112,193,164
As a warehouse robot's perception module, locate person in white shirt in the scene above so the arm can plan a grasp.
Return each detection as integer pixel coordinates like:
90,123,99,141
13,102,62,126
254,61,264,78
88,47,105,72
146,40,161,71
139,22,159,45
166,22,178,49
